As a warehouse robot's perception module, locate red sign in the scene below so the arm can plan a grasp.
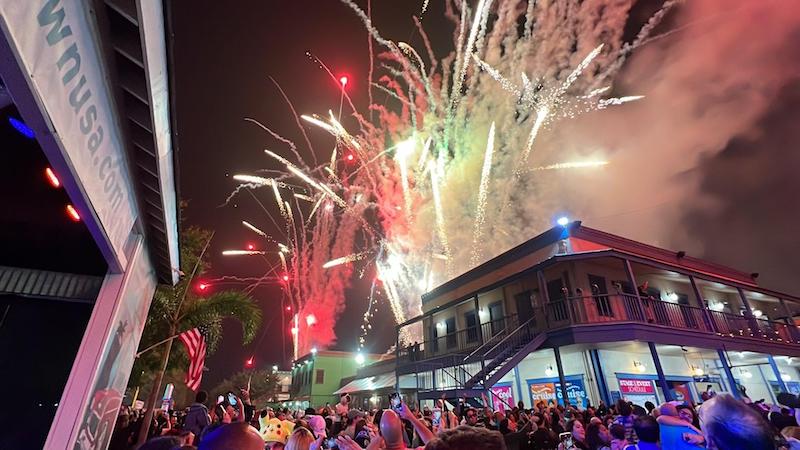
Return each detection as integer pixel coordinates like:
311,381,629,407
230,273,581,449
619,378,655,394
491,385,515,412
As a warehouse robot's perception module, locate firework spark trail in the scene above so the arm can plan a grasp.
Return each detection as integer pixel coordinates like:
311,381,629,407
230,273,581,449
222,250,266,256
451,0,493,113
233,174,272,186
264,149,348,207
417,137,432,171
470,122,496,267
430,161,451,273
597,95,645,109
272,179,287,218
242,220,268,237
530,160,609,171
323,252,369,269
396,138,414,219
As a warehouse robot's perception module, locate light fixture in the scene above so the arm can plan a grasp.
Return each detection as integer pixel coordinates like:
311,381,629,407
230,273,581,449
692,366,704,376
545,366,554,376
556,216,570,227
436,321,445,329
633,361,646,373
741,370,753,379
311,347,318,354
708,301,725,312
45,167,60,188
667,292,679,302
9,117,35,138
752,309,763,318
355,353,366,365
782,372,792,382
272,365,279,371
66,204,81,222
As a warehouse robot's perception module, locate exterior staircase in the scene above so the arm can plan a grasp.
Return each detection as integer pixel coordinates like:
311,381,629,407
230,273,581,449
463,316,546,389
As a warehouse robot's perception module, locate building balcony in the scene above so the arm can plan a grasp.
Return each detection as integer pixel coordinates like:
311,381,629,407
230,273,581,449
398,294,799,371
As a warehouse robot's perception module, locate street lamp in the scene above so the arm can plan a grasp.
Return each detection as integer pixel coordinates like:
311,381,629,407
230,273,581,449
355,353,365,365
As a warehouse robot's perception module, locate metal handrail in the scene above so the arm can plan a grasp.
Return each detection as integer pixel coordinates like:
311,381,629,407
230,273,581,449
483,315,538,358
463,315,519,362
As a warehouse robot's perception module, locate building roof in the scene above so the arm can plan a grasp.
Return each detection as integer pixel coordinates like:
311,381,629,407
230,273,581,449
333,373,395,395
421,221,795,307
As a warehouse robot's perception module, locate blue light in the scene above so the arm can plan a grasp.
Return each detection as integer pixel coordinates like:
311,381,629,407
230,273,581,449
556,216,570,227
9,117,35,139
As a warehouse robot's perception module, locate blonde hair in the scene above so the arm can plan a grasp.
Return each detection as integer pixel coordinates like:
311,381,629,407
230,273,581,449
286,427,315,450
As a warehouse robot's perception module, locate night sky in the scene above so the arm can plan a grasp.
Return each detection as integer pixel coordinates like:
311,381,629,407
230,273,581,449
170,0,800,387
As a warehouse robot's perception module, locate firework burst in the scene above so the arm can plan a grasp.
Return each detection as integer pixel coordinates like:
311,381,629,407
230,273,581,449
225,0,676,356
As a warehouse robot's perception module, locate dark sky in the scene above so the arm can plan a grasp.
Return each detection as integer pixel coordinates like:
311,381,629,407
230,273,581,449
171,0,800,387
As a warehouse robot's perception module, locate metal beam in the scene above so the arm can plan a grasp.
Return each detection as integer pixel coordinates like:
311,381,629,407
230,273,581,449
768,355,788,393
553,346,570,406
717,349,741,399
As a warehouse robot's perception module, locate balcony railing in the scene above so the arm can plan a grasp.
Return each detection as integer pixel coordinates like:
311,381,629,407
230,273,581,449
399,294,800,366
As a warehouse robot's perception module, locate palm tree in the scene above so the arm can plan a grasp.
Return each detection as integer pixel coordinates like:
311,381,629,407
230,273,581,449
134,226,261,444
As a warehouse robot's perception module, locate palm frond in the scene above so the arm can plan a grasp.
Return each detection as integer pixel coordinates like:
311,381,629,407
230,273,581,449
180,290,262,353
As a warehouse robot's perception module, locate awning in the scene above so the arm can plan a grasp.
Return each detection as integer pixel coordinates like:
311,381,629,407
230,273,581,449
333,373,395,395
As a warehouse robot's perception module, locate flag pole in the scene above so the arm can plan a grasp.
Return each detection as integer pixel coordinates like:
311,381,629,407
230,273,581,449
135,333,183,358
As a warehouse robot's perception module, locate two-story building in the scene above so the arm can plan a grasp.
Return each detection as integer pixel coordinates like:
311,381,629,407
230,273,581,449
395,221,800,410
289,350,385,409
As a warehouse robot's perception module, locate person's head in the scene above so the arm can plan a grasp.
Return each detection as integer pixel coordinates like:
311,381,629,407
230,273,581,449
645,401,656,413
658,402,679,418
196,391,208,404
609,423,626,441
616,399,632,417
632,415,659,444
465,408,479,425
340,393,350,405
198,422,264,450
380,409,406,449
139,436,182,450
567,419,586,442
677,405,697,426
285,427,315,450
586,423,610,449
699,394,775,450
424,425,507,450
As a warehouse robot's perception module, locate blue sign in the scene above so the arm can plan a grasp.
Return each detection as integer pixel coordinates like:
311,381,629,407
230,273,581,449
527,375,588,408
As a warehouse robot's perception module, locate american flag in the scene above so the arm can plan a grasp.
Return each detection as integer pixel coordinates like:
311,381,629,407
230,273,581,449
178,328,206,391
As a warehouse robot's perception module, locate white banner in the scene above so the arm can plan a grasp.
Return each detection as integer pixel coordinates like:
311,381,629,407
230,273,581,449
0,0,137,267
46,235,157,449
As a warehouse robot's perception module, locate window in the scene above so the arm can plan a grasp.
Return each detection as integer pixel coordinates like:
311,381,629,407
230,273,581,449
316,369,325,384
445,317,457,348
489,302,504,336
465,310,479,343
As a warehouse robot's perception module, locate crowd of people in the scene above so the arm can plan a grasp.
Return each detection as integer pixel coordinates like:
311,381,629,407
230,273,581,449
114,389,800,450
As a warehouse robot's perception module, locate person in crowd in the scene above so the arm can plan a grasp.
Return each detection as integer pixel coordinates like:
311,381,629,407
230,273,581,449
614,400,637,444
585,422,611,450
198,422,265,450
285,427,318,450
498,414,533,450
623,416,659,450
698,394,776,450
559,419,588,450
608,424,627,450
655,402,703,449
137,436,182,450
184,390,212,439
424,425,507,450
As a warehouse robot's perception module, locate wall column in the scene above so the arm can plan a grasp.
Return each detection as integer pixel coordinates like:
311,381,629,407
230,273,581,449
648,342,672,402
689,276,717,333
768,355,788,393
590,349,611,406
717,349,740,399
553,346,570,406
623,259,646,321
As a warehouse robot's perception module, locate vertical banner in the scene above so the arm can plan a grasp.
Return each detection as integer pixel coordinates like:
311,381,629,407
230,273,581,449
490,384,515,412
0,0,137,267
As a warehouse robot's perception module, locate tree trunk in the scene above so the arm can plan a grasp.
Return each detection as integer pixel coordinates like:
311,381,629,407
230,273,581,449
136,332,175,445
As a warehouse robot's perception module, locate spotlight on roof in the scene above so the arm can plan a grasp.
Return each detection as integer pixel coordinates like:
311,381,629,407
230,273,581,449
751,272,760,279
676,251,686,259
556,216,570,227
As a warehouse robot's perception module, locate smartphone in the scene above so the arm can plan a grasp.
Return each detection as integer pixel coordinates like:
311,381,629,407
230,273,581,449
228,392,237,406
325,437,339,449
217,395,225,404
389,392,401,410
432,409,442,426
559,432,573,447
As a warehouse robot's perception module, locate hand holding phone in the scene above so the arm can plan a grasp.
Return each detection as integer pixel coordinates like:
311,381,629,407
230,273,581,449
227,392,238,406
389,393,402,411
